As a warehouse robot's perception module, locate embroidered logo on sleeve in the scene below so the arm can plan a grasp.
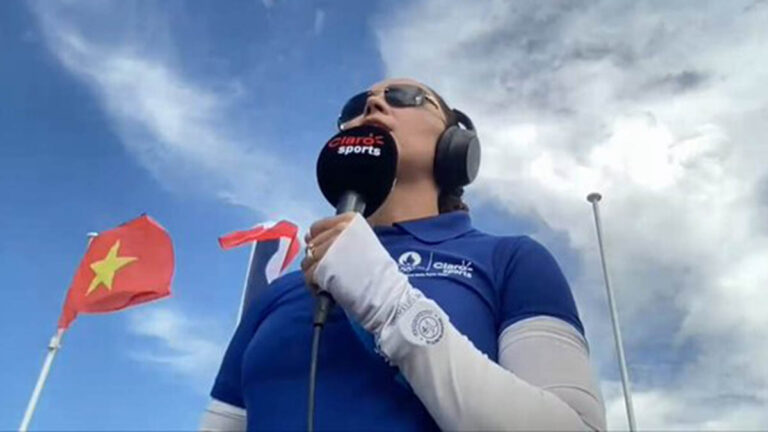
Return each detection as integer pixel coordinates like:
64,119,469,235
411,309,444,345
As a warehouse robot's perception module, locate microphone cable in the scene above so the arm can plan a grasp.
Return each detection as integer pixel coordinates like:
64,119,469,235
306,191,364,432
307,291,334,432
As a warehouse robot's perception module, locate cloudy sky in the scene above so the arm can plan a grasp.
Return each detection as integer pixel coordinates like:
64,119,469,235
1,0,766,429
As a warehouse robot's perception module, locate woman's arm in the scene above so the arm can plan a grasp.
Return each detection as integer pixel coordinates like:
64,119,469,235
378,292,604,431
499,316,605,430
313,214,606,431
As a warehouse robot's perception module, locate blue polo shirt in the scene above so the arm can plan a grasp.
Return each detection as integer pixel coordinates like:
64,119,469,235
211,211,584,431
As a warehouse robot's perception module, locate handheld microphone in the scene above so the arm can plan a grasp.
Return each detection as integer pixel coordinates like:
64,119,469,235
307,125,398,431
313,125,399,326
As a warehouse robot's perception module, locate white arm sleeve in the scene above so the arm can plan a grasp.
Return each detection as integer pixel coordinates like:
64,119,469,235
313,214,606,431
379,297,603,431
199,399,246,432
498,316,606,431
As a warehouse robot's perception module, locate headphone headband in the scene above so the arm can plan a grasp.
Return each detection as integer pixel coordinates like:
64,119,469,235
451,109,475,131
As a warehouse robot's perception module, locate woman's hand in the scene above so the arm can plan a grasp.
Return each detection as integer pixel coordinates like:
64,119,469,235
301,211,416,334
301,212,357,293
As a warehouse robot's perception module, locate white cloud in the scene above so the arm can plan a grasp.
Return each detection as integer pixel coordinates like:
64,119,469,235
376,0,768,428
30,1,321,224
603,382,768,431
126,305,228,392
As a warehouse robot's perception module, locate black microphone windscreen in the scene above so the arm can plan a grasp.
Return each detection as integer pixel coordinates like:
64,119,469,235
316,125,398,217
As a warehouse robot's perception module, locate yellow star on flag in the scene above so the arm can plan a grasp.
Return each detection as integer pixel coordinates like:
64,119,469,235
86,240,138,296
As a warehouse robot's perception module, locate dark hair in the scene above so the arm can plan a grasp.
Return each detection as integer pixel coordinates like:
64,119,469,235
425,86,470,213
438,186,470,213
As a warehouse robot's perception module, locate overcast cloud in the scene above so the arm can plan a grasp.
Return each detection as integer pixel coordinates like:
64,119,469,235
376,1,768,428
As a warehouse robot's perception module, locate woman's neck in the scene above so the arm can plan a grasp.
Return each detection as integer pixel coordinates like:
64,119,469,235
366,180,439,227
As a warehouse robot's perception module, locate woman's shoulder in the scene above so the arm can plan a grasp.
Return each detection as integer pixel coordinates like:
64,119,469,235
489,233,561,269
454,229,560,283
495,234,549,255
458,227,539,259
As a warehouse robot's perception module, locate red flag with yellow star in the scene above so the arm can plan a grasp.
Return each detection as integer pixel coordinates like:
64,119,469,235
58,215,174,329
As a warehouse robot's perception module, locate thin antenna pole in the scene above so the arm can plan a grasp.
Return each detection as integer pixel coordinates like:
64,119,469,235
587,193,637,431
19,232,98,432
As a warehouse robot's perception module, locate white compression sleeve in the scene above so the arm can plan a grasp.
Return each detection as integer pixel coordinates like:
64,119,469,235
199,399,246,432
498,316,606,431
314,214,605,431
378,298,596,431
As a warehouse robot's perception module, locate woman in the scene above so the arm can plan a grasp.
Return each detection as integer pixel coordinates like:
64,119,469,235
201,78,606,431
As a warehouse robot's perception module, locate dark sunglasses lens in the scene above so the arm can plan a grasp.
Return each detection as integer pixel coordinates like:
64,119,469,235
338,92,369,127
337,85,428,128
385,85,424,107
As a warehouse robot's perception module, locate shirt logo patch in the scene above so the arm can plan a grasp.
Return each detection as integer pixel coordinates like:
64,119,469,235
398,251,423,271
397,251,474,280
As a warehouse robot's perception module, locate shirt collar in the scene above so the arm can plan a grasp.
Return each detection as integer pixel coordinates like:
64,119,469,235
372,211,474,244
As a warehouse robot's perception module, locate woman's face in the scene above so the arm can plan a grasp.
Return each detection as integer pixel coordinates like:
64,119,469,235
341,78,448,183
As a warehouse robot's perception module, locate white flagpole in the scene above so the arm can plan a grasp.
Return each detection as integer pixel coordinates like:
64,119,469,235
236,242,258,323
587,193,636,431
19,329,65,432
19,232,98,432
235,221,286,323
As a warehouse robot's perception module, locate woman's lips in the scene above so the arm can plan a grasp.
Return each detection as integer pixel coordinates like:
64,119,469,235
362,118,392,132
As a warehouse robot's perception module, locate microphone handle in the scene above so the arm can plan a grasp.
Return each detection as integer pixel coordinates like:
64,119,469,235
313,191,366,327
336,190,366,214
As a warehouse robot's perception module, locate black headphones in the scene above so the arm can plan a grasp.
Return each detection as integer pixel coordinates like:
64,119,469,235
433,108,481,191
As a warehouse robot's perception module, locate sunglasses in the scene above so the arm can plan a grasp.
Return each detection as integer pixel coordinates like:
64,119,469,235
337,84,441,130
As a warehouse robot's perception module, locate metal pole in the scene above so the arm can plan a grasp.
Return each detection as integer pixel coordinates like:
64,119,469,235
587,193,637,431
236,242,258,323
19,232,98,432
19,329,64,432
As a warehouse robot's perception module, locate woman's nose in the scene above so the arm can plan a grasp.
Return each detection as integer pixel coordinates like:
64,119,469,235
363,93,390,117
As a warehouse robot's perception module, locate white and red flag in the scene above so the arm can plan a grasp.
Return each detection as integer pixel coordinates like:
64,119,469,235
219,220,300,319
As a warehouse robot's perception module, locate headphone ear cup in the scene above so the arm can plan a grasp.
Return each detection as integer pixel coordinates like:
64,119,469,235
434,125,481,190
